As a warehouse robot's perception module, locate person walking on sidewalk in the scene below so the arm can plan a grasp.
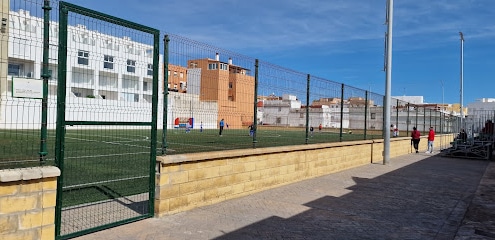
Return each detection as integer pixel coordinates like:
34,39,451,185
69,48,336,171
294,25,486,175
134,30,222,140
411,127,421,153
426,126,435,153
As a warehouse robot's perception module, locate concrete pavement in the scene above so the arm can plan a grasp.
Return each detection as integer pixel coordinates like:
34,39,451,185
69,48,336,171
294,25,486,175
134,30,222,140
74,152,493,240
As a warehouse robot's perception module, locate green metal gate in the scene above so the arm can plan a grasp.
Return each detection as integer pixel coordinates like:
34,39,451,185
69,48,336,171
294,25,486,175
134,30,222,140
54,2,160,239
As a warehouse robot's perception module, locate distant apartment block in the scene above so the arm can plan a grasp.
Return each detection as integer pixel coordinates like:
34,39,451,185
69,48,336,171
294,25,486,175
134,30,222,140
187,53,255,127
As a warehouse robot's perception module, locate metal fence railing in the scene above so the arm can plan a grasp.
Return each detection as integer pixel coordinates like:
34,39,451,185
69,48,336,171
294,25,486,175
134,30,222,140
2,0,491,170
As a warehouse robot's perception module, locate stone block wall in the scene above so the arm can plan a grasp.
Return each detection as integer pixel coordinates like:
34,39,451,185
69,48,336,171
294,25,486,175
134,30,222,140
0,167,60,240
155,140,375,216
155,135,454,216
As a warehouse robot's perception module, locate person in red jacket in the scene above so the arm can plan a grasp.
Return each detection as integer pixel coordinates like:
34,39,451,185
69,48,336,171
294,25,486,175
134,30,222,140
411,127,421,153
426,126,435,153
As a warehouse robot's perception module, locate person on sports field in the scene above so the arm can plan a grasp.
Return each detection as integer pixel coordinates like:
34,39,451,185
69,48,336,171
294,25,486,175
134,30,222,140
248,124,255,136
219,119,225,136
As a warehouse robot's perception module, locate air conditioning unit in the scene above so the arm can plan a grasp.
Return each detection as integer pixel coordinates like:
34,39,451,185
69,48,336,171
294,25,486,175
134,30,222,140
26,72,34,78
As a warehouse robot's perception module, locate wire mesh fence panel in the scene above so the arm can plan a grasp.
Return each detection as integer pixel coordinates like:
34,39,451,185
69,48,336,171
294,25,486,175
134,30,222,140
367,91,385,139
163,34,257,154
306,76,344,143
257,60,308,146
55,2,159,238
343,84,369,141
392,98,410,138
1,0,58,169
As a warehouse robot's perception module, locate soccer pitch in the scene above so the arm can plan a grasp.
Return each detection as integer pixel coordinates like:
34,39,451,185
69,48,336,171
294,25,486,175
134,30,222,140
1,127,382,168
0,127,381,207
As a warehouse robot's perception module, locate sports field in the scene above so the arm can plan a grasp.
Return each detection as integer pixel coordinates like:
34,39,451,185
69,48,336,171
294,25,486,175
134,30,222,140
1,127,382,207
1,127,384,168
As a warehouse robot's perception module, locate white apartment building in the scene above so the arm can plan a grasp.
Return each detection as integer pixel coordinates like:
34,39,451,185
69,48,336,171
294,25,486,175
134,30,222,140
260,94,350,128
1,9,219,129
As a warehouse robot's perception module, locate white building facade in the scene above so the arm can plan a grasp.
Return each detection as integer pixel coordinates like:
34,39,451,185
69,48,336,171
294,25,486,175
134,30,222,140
1,9,219,129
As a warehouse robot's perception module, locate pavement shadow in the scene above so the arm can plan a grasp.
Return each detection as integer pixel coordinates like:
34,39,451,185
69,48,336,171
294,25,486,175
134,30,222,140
213,156,489,240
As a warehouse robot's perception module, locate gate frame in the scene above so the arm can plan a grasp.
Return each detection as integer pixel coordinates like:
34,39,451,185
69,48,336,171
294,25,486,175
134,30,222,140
54,2,160,239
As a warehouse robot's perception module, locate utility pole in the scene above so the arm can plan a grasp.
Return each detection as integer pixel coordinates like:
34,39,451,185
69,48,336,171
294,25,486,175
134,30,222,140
459,32,464,131
383,0,394,165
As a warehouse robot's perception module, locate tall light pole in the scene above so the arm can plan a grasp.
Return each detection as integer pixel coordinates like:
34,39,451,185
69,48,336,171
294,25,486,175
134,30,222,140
383,0,394,165
459,32,464,130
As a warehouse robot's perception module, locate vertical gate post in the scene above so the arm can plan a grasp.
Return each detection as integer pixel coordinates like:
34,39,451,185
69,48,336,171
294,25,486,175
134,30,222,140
364,90,368,140
339,84,344,142
162,35,169,155
253,59,259,148
55,3,69,237
39,0,51,165
305,74,310,144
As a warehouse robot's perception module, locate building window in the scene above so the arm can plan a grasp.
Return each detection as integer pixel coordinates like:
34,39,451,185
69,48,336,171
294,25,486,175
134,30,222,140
278,107,282,112
143,82,148,91
180,72,184,78
78,50,89,65
103,55,114,69
220,63,228,70
122,77,139,90
127,60,136,73
122,93,139,102
228,96,234,101
102,39,119,51
8,63,22,76
371,113,376,119
208,63,217,70
168,70,170,76
229,82,233,89
173,71,177,77
147,64,153,76
145,48,153,57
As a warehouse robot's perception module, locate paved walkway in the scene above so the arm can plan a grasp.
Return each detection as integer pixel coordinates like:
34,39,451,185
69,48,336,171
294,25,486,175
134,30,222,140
74,152,494,240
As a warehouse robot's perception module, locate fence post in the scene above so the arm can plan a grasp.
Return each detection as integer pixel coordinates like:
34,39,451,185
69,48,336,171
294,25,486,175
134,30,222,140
423,106,426,132
415,105,418,132
253,59,259,148
340,84,344,142
305,74,310,144
396,99,399,136
149,24,160,220
55,3,70,237
406,103,410,135
39,0,52,165
162,35,169,155
364,90,368,140
429,108,432,129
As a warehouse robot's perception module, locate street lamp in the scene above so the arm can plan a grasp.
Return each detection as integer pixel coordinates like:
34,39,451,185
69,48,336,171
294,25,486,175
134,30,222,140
459,32,464,131
383,0,394,165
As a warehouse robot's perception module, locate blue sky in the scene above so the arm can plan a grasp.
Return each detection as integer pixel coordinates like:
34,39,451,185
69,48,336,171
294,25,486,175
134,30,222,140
65,0,495,105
